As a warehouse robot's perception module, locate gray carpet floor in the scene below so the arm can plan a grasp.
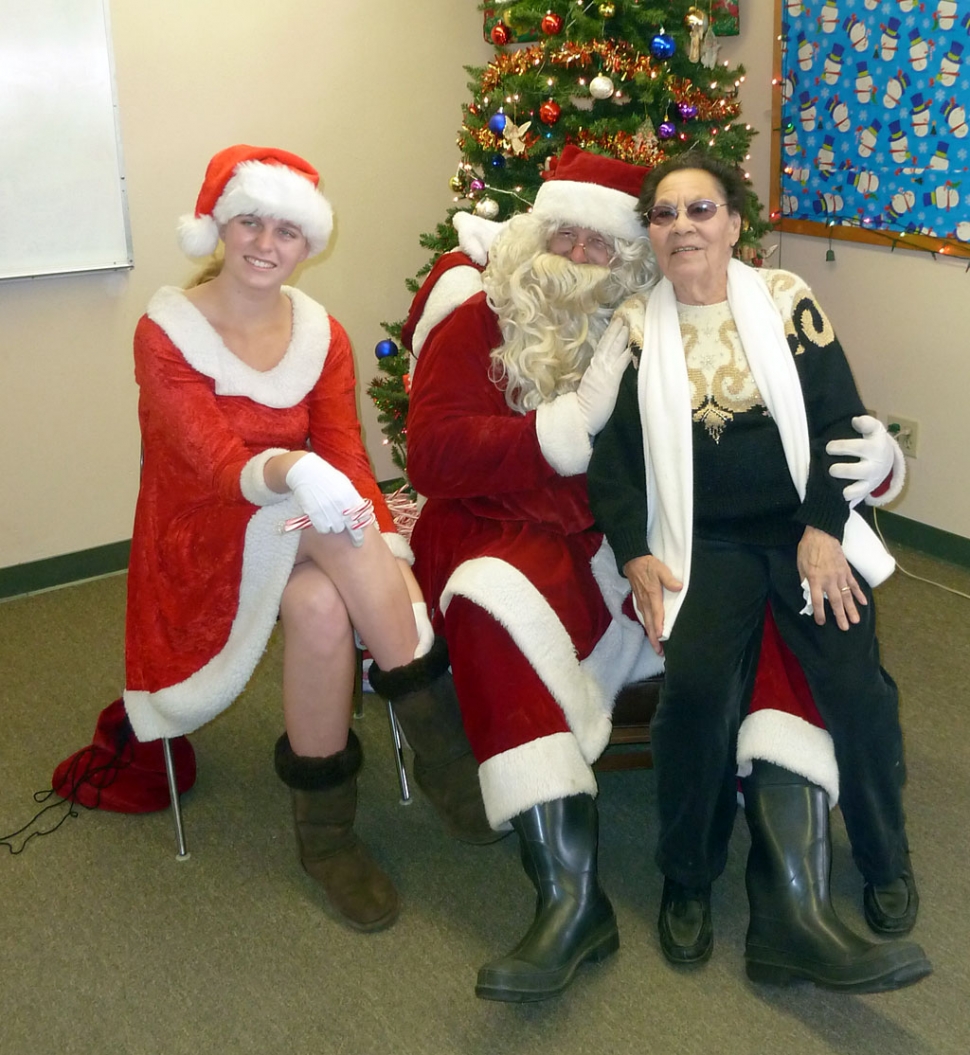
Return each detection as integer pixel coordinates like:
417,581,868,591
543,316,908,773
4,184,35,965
1,542,968,1055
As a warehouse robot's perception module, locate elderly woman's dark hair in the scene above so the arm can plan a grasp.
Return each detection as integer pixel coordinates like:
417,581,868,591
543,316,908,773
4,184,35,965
637,149,749,223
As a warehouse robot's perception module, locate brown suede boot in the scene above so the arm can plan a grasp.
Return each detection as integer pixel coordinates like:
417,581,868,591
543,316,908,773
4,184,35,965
274,729,399,932
369,637,503,845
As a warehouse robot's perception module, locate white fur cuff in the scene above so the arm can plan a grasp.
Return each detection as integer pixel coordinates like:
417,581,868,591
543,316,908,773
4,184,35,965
536,392,592,476
240,448,291,506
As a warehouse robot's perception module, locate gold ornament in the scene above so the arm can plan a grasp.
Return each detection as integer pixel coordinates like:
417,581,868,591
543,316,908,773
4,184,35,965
686,6,709,63
449,175,464,192
598,2,616,17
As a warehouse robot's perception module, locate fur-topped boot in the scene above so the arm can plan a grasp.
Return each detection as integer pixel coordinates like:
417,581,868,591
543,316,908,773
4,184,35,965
274,729,398,932
368,636,500,845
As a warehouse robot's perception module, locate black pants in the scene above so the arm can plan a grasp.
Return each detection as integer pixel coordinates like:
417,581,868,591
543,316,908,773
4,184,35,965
652,535,908,889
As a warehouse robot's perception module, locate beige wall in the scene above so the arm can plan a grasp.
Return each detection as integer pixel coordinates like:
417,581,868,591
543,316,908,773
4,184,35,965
0,0,491,569
1,1,966,574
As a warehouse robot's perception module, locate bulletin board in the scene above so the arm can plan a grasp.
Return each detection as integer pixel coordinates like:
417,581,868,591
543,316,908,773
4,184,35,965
770,0,970,260
0,0,133,280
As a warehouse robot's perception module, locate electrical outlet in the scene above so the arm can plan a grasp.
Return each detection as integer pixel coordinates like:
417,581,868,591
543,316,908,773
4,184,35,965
887,415,919,459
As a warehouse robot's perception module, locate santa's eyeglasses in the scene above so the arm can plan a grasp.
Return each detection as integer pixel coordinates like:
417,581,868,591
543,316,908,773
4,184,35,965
644,199,728,226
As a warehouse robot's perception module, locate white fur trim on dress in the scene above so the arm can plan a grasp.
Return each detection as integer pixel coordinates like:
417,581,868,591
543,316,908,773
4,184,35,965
381,530,414,563
736,708,840,808
865,436,906,507
532,180,642,244
124,497,303,740
410,266,485,357
240,448,291,506
535,392,593,476
147,285,330,408
479,733,598,829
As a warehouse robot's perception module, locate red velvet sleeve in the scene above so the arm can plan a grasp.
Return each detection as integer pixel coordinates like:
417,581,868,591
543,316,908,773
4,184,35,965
407,294,593,534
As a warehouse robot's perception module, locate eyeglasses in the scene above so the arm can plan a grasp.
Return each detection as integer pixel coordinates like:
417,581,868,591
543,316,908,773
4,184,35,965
644,200,728,227
549,227,614,259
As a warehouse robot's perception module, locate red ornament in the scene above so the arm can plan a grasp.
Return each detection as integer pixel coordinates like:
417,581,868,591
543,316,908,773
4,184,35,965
490,22,511,46
541,12,564,35
539,99,562,125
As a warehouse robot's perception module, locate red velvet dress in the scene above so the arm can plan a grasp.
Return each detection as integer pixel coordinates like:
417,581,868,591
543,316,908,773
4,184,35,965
123,285,406,742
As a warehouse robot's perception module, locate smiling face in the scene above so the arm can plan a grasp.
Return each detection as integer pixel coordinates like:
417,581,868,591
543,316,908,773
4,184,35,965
646,169,742,305
220,214,310,288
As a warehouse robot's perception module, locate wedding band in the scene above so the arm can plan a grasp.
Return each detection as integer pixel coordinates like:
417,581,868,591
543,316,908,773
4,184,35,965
840,586,851,593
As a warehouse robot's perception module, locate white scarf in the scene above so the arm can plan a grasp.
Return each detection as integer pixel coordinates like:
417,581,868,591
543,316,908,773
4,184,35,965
637,258,894,639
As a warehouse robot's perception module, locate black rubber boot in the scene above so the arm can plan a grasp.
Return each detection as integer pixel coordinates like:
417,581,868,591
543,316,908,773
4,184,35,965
275,730,399,932
475,795,619,1002
369,637,501,845
741,761,932,993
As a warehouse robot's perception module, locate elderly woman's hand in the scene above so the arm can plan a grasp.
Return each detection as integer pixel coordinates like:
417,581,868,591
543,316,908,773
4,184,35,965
623,554,682,656
797,525,868,630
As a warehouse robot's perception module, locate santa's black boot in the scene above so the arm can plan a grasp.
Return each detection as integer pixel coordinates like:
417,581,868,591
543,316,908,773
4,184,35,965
741,761,931,993
475,794,619,1002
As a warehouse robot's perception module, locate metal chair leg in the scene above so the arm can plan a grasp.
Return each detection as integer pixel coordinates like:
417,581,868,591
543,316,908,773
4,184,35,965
161,737,190,860
385,699,412,805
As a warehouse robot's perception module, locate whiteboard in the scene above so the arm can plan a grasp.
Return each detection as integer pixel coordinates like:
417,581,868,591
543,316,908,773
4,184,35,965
0,0,133,280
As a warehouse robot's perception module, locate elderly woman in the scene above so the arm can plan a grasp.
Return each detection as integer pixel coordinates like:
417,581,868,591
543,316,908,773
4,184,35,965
588,150,930,991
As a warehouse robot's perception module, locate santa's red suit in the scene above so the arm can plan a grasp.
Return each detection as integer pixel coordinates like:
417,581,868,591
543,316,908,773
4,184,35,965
404,250,836,830
123,284,410,742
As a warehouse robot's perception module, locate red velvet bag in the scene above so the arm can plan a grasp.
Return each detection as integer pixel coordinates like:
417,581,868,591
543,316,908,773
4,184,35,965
51,698,196,813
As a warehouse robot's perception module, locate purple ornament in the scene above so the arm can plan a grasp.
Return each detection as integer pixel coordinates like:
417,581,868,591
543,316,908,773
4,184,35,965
470,178,485,192
678,102,698,120
658,121,677,139
375,339,398,360
650,33,676,59
488,112,507,134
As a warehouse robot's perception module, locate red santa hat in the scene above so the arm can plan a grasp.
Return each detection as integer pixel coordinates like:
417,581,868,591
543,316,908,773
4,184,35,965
177,144,334,258
531,145,648,244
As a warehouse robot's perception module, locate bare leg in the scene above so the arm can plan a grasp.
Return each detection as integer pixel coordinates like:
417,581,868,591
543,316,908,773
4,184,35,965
279,562,357,757
294,525,418,671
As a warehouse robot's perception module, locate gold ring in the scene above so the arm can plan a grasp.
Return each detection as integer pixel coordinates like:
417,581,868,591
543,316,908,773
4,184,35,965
840,586,851,593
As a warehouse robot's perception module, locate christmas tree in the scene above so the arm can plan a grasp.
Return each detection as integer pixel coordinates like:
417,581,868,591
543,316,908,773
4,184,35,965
369,0,769,473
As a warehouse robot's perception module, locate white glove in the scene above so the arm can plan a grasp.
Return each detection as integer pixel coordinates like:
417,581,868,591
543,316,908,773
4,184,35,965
285,454,375,546
826,415,896,507
576,317,631,436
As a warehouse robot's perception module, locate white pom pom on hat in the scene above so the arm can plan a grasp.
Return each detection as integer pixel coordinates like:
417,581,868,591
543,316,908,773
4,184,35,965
177,144,334,258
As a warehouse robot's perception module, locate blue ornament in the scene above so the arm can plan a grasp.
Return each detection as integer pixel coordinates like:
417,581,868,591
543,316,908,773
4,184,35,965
650,33,676,59
489,153,506,169
658,121,677,140
488,112,507,134
678,102,698,120
375,339,398,360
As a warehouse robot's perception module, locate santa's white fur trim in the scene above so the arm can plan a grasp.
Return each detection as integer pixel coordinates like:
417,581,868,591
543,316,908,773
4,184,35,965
479,733,598,828
535,392,592,476
440,557,614,763
410,266,484,357
240,448,291,506
125,498,303,740
532,180,642,244
736,708,840,807
147,285,329,408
